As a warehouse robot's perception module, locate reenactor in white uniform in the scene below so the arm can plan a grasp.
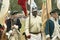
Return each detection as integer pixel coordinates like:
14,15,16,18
25,9,42,40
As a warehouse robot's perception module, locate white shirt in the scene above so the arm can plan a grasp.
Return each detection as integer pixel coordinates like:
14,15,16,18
25,16,42,36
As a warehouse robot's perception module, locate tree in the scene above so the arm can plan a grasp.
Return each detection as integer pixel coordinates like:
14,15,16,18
10,0,22,12
10,0,42,12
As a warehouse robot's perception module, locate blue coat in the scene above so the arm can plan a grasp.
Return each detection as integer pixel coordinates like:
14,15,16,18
45,19,60,39
45,19,54,38
5,18,22,32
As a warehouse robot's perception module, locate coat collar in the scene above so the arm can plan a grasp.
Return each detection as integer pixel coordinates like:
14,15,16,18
50,17,58,22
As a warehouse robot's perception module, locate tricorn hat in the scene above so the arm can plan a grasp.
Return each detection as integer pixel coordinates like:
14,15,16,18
11,11,19,15
50,8,59,15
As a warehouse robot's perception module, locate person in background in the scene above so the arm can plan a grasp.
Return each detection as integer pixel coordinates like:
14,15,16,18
5,11,22,32
45,9,60,40
5,11,22,39
25,8,42,40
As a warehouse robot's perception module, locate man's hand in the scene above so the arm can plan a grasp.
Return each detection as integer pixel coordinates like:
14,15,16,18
26,35,31,39
46,37,50,40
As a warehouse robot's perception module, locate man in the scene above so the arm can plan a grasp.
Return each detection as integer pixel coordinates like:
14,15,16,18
5,11,22,38
5,11,22,32
25,9,42,40
45,9,60,40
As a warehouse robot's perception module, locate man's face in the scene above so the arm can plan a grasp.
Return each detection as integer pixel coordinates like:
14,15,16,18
32,11,37,17
12,14,16,19
53,12,58,19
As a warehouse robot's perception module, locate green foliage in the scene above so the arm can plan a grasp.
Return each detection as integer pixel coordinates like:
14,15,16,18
10,0,42,12
51,0,60,15
10,0,59,14
42,0,46,3
52,0,57,9
0,0,2,10
0,3,2,10
35,0,42,9
10,0,22,12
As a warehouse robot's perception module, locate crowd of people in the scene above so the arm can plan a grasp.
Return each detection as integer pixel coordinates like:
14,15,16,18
0,8,60,40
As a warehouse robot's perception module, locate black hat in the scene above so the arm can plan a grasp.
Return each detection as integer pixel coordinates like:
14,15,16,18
10,11,19,15
50,9,59,15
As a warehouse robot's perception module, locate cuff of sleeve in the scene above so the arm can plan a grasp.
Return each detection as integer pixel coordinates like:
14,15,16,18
14,25,18,29
46,34,50,38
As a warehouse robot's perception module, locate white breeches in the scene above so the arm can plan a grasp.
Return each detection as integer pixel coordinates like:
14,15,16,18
52,37,60,40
